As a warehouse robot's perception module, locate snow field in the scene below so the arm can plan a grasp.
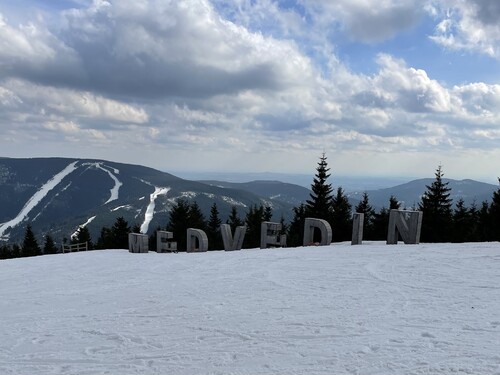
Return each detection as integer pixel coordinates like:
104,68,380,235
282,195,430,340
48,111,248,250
0,243,499,374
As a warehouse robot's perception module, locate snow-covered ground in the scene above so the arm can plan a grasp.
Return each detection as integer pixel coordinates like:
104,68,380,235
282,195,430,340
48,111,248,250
0,242,499,375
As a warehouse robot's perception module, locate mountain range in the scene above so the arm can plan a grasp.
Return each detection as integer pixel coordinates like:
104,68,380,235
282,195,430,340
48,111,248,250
0,157,498,244
0,158,296,243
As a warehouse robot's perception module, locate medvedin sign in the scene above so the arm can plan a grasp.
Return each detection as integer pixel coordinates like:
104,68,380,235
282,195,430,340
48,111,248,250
128,210,423,253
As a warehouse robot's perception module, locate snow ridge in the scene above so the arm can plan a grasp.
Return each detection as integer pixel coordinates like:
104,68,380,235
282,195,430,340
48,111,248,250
0,161,79,239
140,186,170,234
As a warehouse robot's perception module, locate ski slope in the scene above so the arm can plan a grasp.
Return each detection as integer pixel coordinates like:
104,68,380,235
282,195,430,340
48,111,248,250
0,242,499,374
0,161,78,239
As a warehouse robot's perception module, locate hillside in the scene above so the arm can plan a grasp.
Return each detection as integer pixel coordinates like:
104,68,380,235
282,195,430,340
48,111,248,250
350,178,499,209
199,179,311,206
1,243,499,374
0,158,295,243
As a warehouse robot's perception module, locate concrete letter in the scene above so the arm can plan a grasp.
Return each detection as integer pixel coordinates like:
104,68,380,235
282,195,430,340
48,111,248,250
387,210,423,245
157,230,177,253
351,213,364,245
128,233,149,253
187,228,209,252
220,224,246,251
303,218,332,246
260,221,286,249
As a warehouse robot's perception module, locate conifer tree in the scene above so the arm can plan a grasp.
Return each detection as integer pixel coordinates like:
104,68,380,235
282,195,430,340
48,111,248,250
370,195,401,241
305,153,333,221
287,203,306,247
188,201,206,231
167,199,191,251
0,244,12,260
21,225,42,257
95,227,113,249
111,217,130,249
477,201,490,241
355,192,375,240
244,204,266,248
43,234,59,254
488,179,500,241
419,165,453,242
73,226,94,249
264,205,273,222
452,198,472,243
331,187,352,242
207,203,223,250
227,206,244,231
11,244,21,258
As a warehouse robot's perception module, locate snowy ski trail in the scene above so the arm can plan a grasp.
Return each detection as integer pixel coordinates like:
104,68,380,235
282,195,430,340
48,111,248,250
140,186,170,233
94,164,122,204
0,161,79,239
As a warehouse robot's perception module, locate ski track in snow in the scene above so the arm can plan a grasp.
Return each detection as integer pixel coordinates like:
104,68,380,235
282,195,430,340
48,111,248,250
71,216,97,239
93,164,122,204
0,242,499,374
0,162,78,238
140,187,170,234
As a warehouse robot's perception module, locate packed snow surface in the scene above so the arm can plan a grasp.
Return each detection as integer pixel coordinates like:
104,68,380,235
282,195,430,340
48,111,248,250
1,242,499,374
0,161,78,239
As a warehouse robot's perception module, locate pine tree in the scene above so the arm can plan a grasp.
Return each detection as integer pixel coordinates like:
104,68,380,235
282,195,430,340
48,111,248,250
419,165,453,242
477,201,490,241
11,244,21,258
355,192,375,240
43,234,59,254
287,203,306,247
0,244,12,260
452,198,471,243
331,187,352,242
244,204,265,248
167,199,191,251
111,217,130,249
21,225,42,257
95,227,113,249
263,205,273,222
489,179,500,241
73,226,94,249
305,153,333,221
188,201,206,231
207,203,223,250
227,206,244,231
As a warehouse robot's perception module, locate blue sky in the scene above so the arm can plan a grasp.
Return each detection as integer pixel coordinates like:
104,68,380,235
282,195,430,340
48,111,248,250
0,0,500,182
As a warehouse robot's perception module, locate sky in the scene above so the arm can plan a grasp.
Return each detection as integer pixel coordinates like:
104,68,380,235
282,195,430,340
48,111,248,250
0,0,500,182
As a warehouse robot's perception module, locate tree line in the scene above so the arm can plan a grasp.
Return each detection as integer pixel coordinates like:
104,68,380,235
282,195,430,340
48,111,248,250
2,154,500,259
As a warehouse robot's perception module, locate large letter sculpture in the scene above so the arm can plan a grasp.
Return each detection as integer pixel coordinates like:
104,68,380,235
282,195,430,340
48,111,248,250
187,228,209,252
260,222,286,249
303,218,332,246
351,213,364,245
220,224,246,251
157,230,177,253
128,233,149,253
387,210,423,245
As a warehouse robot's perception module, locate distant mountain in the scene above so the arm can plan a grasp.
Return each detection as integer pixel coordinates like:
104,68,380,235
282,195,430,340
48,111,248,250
350,178,499,209
198,180,311,206
0,158,295,244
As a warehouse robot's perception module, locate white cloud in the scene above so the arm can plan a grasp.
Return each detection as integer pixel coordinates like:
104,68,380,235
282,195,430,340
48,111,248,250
430,0,500,58
303,0,423,43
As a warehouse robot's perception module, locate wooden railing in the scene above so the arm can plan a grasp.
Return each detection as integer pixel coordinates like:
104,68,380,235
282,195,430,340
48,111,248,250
62,242,88,253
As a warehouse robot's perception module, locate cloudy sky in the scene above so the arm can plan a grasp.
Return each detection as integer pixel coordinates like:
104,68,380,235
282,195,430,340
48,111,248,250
1,0,500,181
